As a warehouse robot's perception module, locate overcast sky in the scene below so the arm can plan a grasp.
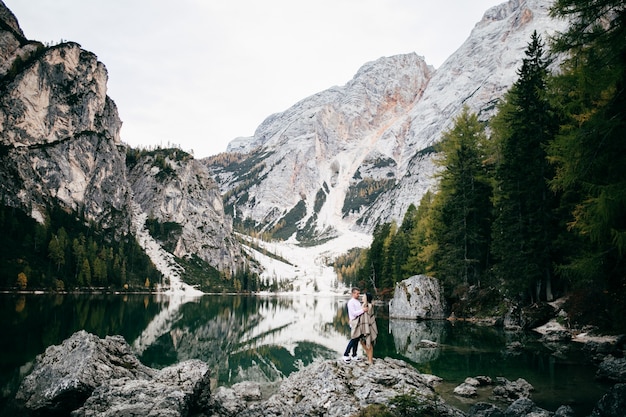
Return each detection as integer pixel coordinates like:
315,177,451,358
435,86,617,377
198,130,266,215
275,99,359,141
6,0,504,158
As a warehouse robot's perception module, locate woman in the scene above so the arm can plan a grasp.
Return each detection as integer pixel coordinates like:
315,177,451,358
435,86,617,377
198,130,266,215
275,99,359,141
351,292,378,364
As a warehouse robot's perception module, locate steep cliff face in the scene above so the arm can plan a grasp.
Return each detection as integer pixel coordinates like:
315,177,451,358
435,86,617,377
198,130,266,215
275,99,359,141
209,53,433,242
212,0,569,240
358,0,568,230
127,149,243,272
0,1,130,231
0,1,241,281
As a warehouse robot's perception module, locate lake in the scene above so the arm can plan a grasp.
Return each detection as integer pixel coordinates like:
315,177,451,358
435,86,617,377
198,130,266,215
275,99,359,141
0,293,611,416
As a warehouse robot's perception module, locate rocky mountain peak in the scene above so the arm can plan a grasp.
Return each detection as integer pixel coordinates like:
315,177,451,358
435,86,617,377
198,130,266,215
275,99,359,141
211,0,569,244
211,52,433,243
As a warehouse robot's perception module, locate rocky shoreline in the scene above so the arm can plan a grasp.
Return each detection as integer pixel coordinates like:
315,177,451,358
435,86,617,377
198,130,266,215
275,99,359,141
9,330,626,417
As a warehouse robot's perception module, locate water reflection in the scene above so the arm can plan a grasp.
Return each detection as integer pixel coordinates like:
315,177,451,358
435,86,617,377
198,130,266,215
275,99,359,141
0,293,610,416
136,295,350,385
389,319,446,363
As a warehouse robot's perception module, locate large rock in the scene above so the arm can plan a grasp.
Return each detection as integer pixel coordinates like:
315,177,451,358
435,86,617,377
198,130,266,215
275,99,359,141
503,398,549,417
15,330,154,415
71,359,211,417
226,358,464,417
596,355,626,382
15,330,212,416
504,302,557,330
389,275,446,319
491,377,534,403
589,383,626,417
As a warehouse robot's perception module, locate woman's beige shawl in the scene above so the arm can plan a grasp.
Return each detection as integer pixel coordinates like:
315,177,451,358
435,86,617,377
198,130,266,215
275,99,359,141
350,302,378,348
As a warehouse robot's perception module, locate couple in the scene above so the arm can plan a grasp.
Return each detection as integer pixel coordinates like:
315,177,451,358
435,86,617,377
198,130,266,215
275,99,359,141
342,287,378,364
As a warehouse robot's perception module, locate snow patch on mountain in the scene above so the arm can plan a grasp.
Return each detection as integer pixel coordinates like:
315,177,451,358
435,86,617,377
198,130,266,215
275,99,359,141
241,229,371,295
131,202,202,295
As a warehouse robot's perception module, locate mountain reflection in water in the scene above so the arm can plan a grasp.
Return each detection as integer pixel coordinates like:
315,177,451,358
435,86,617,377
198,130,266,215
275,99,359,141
136,295,349,385
0,293,611,415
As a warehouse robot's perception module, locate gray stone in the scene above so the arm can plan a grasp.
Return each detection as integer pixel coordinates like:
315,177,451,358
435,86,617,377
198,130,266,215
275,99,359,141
71,360,211,417
15,330,154,415
389,275,446,319
474,376,493,386
503,398,549,417
554,405,575,417
468,402,504,417
589,383,626,417
212,381,262,416
596,355,626,382
454,382,478,397
228,358,463,417
492,377,534,403
465,377,481,387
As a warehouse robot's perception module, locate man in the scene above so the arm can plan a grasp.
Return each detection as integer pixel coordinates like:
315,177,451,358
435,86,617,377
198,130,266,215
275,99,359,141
342,287,368,363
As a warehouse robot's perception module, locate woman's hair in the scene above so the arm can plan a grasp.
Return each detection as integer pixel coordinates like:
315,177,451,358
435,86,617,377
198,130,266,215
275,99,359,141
365,293,373,303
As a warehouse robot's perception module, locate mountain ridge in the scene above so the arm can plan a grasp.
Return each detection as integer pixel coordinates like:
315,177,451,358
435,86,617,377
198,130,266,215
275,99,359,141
210,0,568,240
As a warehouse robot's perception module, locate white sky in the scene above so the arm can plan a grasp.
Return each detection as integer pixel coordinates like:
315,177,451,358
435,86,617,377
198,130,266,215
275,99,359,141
6,0,504,158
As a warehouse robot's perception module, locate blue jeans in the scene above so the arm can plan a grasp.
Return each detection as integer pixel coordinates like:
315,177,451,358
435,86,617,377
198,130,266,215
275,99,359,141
343,337,359,357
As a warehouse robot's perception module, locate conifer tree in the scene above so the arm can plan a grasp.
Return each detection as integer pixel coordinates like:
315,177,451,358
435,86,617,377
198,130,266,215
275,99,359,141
405,191,438,276
548,0,626,323
431,107,492,293
491,32,560,302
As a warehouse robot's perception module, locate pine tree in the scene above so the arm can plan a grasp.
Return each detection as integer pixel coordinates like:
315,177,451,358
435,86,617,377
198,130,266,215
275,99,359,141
405,191,438,276
548,0,626,325
491,32,561,302
431,107,492,293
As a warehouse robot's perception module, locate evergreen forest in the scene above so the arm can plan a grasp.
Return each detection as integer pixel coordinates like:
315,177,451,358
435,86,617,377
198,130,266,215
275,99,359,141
337,0,626,332
0,204,161,291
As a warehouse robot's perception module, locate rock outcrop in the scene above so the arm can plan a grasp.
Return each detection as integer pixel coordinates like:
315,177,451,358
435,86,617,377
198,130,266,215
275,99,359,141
15,330,211,416
15,330,154,414
589,383,626,417
389,275,446,319
0,8,131,232
596,355,626,383
127,148,243,272
229,358,463,417
72,360,212,417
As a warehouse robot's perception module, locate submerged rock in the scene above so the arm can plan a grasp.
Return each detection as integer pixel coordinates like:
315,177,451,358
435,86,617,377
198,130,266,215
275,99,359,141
467,398,570,417
468,402,504,417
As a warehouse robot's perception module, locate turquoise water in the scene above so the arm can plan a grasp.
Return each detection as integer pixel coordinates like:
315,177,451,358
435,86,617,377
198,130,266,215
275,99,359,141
0,293,610,415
